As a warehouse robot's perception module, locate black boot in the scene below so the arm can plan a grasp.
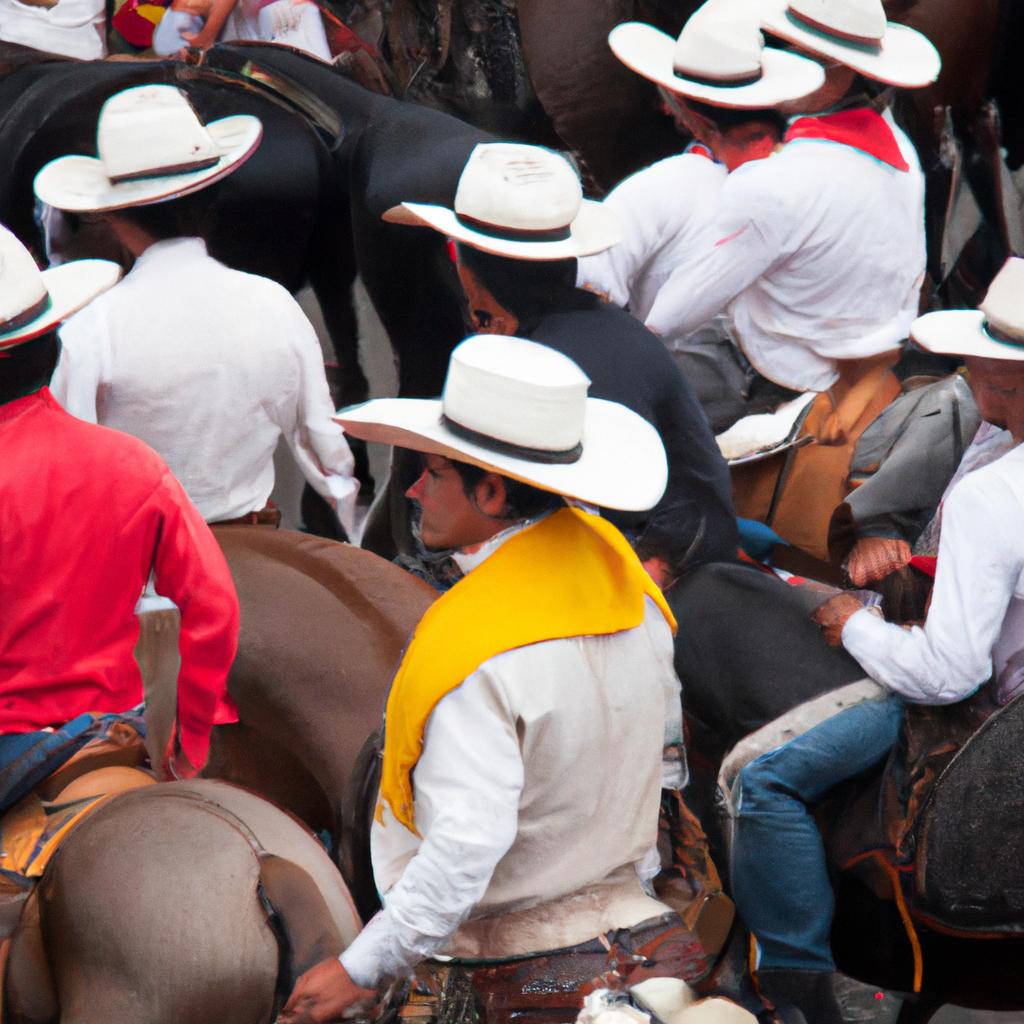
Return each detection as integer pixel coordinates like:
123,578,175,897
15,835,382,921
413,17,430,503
758,970,901,1024
757,969,846,1024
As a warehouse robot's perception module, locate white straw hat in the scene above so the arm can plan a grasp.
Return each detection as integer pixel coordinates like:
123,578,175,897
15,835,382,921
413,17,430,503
609,6,825,109
0,224,120,351
336,335,668,511
759,0,941,88
385,143,621,260
910,258,1024,362
33,84,263,213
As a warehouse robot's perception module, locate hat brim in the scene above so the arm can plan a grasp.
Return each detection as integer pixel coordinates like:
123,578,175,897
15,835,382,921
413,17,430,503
0,259,122,350
392,198,622,260
759,3,941,88
336,396,668,512
609,21,825,109
910,310,1024,362
33,115,263,213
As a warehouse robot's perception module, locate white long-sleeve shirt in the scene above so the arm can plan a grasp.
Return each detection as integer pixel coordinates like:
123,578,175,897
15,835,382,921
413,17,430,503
0,0,105,58
341,525,683,987
576,151,726,347
53,237,358,533
645,113,925,392
842,441,1024,705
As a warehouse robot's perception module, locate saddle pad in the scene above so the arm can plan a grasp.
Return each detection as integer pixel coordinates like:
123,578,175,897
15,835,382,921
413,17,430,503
0,792,108,878
716,392,816,464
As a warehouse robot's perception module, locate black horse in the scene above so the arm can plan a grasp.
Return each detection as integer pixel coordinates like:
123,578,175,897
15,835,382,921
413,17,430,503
0,43,377,399
0,40,503,407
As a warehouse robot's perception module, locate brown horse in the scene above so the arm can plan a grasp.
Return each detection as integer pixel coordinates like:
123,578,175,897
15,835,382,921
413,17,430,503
6,780,363,1023
142,527,434,916
2,529,432,1021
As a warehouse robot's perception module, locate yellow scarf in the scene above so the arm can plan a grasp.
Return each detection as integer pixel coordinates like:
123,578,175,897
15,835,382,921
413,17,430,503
378,507,677,834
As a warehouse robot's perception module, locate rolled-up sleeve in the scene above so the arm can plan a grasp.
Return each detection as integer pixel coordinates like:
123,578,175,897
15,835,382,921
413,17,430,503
841,471,1023,704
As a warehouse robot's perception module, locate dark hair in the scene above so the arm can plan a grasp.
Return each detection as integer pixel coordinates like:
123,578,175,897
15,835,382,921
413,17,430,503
105,185,221,241
447,458,565,521
683,98,787,136
0,331,61,405
457,244,584,333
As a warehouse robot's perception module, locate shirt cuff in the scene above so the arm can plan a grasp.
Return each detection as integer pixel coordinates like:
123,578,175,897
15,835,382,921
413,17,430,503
840,605,887,659
338,917,385,989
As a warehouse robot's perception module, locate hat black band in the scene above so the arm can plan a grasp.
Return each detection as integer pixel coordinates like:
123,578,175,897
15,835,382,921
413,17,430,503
0,292,51,336
983,320,1024,350
454,214,572,244
785,8,883,53
672,66,763,88
108,155,221,185
441,414,583,465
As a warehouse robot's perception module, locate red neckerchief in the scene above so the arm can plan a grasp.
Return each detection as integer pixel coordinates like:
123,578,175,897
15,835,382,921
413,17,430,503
686,142,715,162
784,108,909,172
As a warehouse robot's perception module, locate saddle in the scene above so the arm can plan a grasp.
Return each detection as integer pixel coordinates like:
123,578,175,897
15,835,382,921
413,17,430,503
730,353,901,567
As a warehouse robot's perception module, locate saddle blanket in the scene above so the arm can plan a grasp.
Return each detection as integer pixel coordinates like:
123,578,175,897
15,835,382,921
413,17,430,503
0,711,150,878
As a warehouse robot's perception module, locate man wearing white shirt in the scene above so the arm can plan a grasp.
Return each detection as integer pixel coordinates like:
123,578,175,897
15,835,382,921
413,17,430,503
280,335,707,1024
609,0,945,574
37,85,359,536
731,258,1024,1024
619,0,939,398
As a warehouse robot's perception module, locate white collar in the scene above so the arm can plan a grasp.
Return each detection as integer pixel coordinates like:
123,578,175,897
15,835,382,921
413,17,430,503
450,518,535,576
135,235,208,268
449,500,597,576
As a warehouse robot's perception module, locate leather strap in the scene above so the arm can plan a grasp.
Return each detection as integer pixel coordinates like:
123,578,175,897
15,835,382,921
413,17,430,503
210,503,282,528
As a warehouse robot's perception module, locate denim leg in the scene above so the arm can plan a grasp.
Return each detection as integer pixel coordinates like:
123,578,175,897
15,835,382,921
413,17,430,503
731,694,905,971
0,714,98,813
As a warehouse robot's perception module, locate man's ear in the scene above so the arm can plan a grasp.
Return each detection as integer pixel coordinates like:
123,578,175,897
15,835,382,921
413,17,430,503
474,472,510,518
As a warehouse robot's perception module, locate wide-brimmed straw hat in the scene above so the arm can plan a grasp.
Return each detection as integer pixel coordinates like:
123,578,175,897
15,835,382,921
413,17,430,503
0,224,120,351
609,4,825,110
34,84,262,213
910,258,1024,362
759,0,940,88
336,335,668,511
384,143,621,260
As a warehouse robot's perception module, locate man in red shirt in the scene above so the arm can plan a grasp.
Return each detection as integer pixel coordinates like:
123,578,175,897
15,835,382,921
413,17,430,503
0,224,240,810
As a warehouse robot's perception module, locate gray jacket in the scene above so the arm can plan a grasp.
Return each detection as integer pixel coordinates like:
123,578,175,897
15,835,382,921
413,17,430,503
845,374,979,543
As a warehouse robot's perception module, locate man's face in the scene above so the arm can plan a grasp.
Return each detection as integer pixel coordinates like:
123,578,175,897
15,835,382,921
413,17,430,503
454,256,520,336
405,454,505,551
965,356,1024,438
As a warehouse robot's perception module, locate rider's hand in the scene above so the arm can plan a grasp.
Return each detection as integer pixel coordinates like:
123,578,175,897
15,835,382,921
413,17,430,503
159,729,200,782
182,29,216,49
279,958,377,1024
844,536,912,587
164,749,200,781
813,592,871,647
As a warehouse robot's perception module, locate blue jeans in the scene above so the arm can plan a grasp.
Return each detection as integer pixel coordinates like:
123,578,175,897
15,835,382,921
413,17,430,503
0,709,147,815
731,694,905,971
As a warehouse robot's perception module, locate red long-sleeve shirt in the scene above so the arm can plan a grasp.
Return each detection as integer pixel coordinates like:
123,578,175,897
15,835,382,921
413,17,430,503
0,388,239,768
